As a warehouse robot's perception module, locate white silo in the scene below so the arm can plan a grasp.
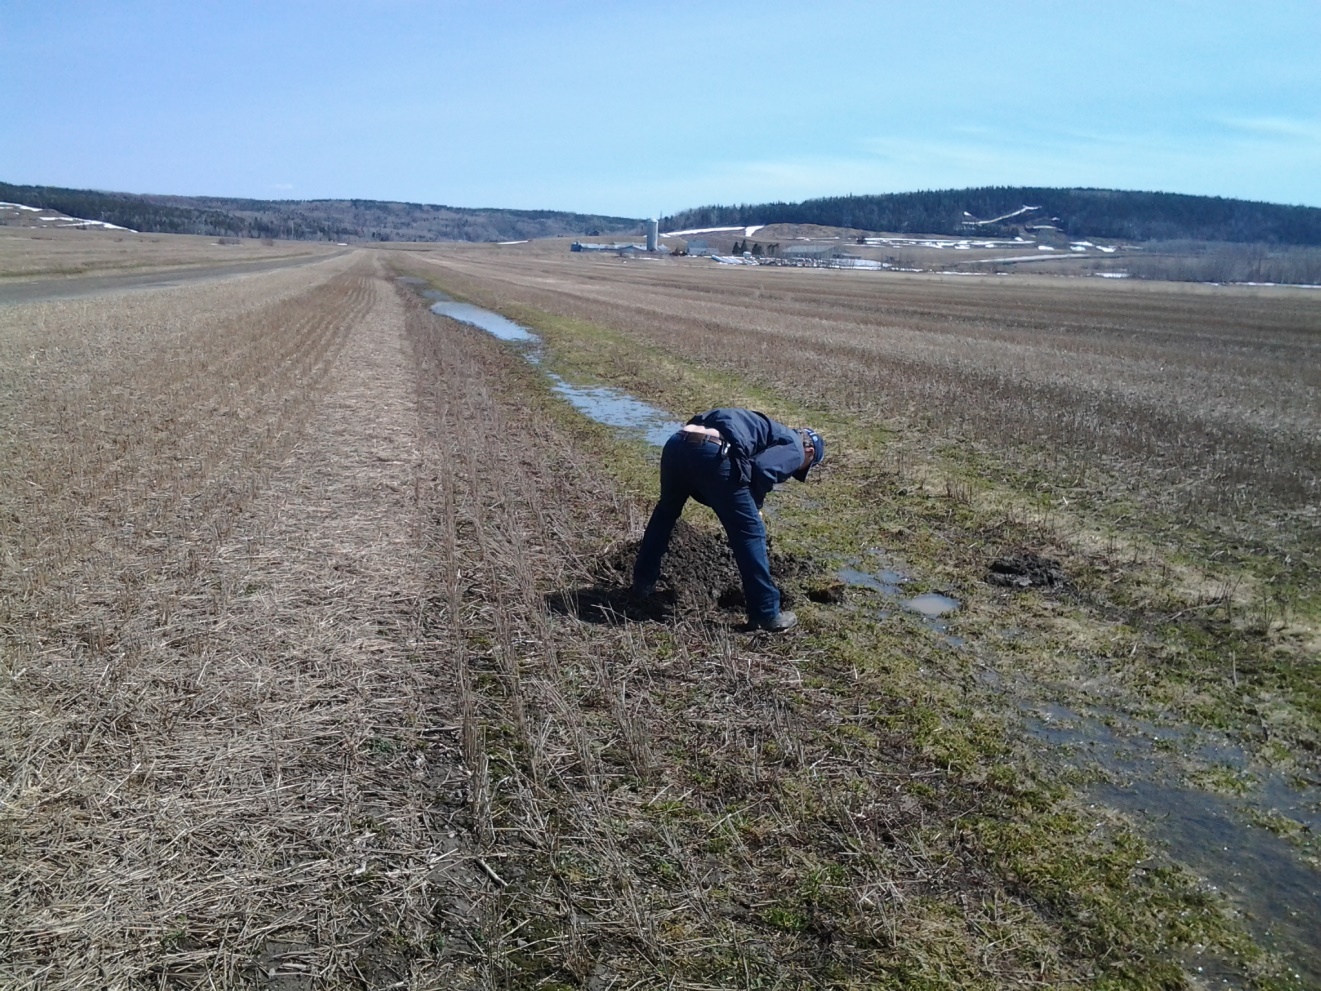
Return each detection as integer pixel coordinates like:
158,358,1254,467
646,218,659,252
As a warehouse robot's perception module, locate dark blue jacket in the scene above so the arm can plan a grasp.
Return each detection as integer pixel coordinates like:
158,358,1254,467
687,408,805,506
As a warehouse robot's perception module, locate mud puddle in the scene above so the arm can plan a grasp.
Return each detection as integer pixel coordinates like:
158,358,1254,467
409,281,681,444
545,383,679,446
429,294,536,342
837,553,964,642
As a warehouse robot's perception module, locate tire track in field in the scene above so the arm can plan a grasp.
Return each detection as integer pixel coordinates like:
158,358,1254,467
403,283,677,984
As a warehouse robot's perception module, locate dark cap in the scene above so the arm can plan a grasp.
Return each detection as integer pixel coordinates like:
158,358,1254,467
793,428,825,481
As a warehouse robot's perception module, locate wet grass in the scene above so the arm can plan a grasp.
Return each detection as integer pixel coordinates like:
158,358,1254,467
393,258,1319,988
460,275,1320,779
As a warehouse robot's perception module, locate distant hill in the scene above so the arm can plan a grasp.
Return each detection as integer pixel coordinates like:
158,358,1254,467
662,187,1321,246
0,182,643,243
9,181,1321,248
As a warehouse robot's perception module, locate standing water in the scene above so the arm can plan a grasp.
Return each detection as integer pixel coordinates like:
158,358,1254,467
416,283,682,445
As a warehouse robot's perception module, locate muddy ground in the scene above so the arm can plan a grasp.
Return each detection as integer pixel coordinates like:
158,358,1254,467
548,520,821,626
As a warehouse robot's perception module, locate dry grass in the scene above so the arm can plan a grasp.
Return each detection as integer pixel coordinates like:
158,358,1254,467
0,255,482,987
3,240,1308,988
409,244,1321,555
397,294,1109,988
0,227,337,281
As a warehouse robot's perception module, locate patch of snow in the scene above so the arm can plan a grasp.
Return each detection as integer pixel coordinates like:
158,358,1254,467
1037,245,1057,251
1095,272,1130,278
497,240,528,245
968,254,1075,265
1,204,133,231
1071,241,1094,247
744,225,765,236
1070,245,1088,252
662,225,744,237
1097,245,1117,253
1238,281,1321,289
861,235,1023,250
964,204,1041,225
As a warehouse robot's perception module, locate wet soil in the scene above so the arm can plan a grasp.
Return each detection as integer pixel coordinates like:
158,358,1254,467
547,520,820,627
987,550,1069,589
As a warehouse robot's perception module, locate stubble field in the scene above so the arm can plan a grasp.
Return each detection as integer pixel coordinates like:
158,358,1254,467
2,233,1318,990
0,227,338,281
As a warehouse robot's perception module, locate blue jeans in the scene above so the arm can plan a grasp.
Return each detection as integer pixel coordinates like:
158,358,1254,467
633,432,780,623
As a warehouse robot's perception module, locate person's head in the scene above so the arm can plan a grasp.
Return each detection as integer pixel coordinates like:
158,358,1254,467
793,428,825,481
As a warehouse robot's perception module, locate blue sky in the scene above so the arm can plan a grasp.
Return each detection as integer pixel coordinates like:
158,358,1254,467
3,1,1318,217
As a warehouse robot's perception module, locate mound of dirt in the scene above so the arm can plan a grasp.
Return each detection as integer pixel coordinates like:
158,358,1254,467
549,520,818,626
987,552,1069,590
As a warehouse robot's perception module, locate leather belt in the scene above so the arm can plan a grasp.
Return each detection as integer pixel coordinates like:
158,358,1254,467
681,424,728,452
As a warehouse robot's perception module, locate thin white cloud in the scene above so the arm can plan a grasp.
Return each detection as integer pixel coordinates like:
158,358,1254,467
1216,116,1321,141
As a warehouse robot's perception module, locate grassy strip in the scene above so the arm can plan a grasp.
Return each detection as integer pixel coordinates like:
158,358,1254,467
458,287,1320,790
396,270,1307,987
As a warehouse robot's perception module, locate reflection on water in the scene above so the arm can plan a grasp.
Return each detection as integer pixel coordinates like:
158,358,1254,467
837,560,963,642
1095,779,1321,988
1023,701,1321,986
415,282,681,445
903,592,960,617
545,377,681,446
838,565,906,595
430,299,537,342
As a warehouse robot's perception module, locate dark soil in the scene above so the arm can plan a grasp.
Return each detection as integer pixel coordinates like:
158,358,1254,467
987,551,1069,589
547,520,819,626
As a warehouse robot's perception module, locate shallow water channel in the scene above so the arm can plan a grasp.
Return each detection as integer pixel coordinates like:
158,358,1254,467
419,285,681,445
412,281,1321,985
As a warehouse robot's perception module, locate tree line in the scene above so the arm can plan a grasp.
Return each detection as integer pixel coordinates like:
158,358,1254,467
0,182,641,243
10,180,1321,247
662,187,1321,246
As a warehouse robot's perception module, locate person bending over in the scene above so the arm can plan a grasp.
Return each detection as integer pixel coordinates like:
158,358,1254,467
632,407,825,632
